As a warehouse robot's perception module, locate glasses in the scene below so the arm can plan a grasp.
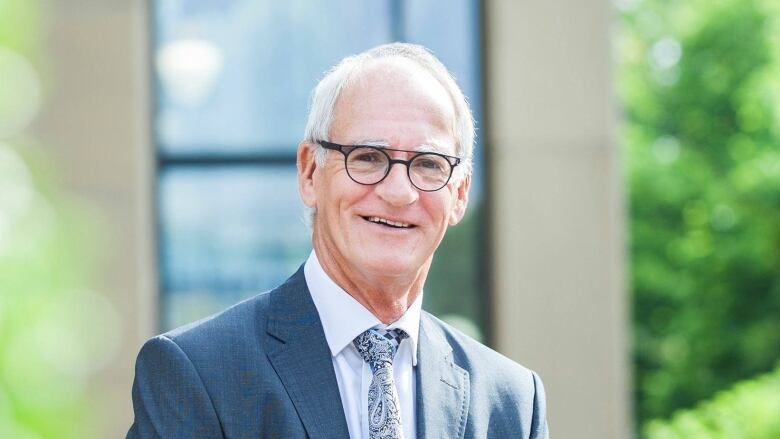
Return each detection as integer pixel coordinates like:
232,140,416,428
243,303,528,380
318,140,461,192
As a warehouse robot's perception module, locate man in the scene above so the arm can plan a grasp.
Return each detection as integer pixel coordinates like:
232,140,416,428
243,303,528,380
128,43,548,439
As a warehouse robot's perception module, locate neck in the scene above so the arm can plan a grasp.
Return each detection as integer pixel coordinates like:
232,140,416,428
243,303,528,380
312,239,430,324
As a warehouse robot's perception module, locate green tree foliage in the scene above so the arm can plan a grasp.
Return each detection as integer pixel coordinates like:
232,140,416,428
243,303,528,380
617,0,780,429
644,362,780,438
1,1,116,437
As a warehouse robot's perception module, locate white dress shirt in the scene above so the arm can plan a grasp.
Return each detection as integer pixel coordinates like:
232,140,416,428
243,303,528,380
304,250,420,439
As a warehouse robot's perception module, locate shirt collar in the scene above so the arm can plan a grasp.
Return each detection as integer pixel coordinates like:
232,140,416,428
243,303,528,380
304,250,421,365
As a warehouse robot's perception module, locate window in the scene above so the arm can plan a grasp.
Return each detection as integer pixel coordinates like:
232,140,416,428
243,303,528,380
153,0,487,340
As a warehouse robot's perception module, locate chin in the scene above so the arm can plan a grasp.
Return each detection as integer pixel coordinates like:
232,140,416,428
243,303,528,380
358,252,421,278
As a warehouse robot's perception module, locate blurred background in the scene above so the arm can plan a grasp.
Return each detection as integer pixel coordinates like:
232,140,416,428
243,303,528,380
0,0,777,437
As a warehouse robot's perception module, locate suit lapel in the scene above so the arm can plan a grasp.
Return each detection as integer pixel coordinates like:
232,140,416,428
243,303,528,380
415,314,470,439
265,267,350,439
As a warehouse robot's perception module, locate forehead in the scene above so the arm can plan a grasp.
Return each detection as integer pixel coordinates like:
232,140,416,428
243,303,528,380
329,58,457,153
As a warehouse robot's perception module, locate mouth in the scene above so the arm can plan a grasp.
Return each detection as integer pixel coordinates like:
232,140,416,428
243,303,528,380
361,215,416,229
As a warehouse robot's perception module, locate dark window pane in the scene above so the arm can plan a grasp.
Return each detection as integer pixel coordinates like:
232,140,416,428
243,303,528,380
158,166,311,329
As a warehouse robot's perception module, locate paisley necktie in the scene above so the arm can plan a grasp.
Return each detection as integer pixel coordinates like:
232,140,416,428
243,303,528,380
353,327,408,439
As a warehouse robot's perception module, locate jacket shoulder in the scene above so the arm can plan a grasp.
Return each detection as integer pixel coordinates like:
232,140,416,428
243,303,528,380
422,311,536,377
163,289,273,349
422,311,544,400
421,312,548,437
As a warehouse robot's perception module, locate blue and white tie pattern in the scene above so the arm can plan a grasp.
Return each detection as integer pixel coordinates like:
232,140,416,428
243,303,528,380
353,328,408,439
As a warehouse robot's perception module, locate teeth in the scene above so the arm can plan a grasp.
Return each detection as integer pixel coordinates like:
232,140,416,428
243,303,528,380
367,216,410,228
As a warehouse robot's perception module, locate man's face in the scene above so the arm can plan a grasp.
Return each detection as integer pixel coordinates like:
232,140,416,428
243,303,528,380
298,60,470,281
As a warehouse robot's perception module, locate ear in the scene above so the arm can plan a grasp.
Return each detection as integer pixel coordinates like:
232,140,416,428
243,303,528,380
297,141,318,208
448,174,471,225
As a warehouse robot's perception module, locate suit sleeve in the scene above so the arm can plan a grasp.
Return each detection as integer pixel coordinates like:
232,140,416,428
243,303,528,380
126,335,224,439
530,371,549,439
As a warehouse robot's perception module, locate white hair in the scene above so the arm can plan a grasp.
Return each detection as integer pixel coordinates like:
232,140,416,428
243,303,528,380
301,43,476,226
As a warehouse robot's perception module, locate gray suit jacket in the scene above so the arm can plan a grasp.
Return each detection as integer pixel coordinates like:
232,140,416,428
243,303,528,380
127,267,549,438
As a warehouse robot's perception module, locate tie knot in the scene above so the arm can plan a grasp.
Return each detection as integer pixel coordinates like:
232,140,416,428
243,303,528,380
353,328,408,371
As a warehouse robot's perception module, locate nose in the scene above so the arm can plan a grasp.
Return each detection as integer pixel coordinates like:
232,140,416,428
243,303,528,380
375,162,419,206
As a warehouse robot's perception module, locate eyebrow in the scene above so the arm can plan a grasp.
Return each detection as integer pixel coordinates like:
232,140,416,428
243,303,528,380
352,138,448,154
355,139,389,147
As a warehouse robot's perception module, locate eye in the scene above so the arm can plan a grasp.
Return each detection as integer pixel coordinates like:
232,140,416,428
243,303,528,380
420,159,440,169
351,148,384,163
413,155,446,171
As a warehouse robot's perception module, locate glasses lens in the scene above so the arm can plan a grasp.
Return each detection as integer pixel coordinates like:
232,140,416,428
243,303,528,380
410,153,452,191
346,147,389,184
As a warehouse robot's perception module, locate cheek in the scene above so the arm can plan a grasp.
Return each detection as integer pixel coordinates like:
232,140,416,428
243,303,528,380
320,180,370,221
423,195,455,227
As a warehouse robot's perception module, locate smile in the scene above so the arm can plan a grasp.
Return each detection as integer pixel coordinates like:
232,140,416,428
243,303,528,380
362,216,415,229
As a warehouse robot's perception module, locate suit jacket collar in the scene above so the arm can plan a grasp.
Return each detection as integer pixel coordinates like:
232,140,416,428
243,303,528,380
263,268,471,439
416,312,471,439
264,266,351,439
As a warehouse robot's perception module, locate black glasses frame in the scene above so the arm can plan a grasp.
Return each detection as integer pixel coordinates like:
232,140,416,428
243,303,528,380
317,140,461,192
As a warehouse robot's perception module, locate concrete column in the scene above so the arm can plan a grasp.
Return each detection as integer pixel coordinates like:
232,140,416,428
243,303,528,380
34,0,153,434
485,0,630,437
